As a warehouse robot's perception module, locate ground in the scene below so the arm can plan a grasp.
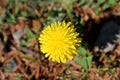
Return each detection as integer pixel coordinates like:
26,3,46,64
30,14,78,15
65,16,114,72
0,0,120,80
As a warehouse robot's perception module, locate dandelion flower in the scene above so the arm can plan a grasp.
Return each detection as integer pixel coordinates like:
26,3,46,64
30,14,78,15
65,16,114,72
38,21,81,63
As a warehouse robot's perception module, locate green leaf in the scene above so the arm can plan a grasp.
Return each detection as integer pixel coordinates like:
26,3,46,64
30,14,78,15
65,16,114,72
22,55,41,63
102,4,110,10
6,17,16,24
78,46,87,56
6,10,16,23
21,39,28,46
108,0,116,5
92,0,105,9
0,16,3,25
15,7,19,15
26,28,36,39
97,0,105,4
20,0,27,3
86,55,93,69
21,11,27,17
78,0,86,6
74,57,88,70
83,0,93,8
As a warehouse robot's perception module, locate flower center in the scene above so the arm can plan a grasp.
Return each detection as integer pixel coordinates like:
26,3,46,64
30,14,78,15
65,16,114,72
52,39,63,46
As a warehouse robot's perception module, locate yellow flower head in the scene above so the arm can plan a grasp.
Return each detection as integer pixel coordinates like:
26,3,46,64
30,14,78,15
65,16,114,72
38,21,81,63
